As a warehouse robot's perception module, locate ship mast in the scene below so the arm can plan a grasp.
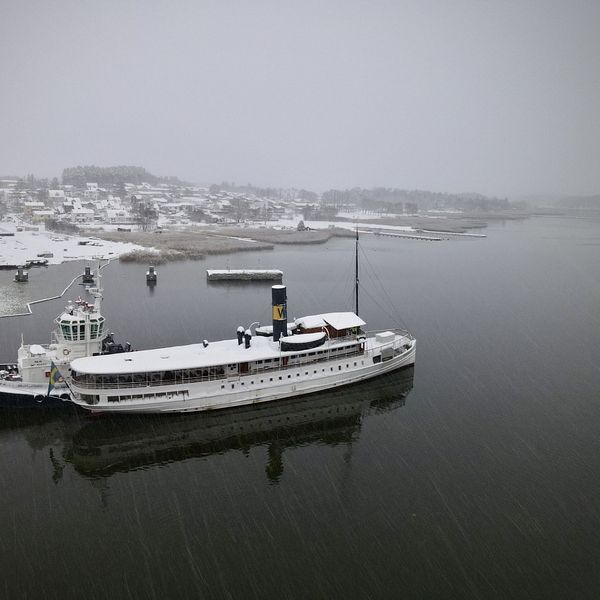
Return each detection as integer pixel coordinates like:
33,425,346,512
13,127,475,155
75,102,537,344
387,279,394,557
355,225,359,316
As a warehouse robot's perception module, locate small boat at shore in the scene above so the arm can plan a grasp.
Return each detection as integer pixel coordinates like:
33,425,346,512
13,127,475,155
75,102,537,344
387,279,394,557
69,231,416,414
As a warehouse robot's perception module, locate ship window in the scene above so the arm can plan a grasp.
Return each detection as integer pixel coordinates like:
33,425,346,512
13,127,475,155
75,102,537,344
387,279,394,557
221,385,225,389
231,384,235,389
117,374,132,385
287,375,291,378
269,378,273,382
338,366,341,371
108,396,119,403
278,376,282,380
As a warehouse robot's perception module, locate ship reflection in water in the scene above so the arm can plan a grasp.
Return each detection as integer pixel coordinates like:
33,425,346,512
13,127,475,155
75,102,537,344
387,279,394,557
64,366,415,481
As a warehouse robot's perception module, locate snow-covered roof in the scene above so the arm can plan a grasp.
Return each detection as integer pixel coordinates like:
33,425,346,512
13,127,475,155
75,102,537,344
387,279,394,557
29,344,47,355
322,312,366,330
279,332,325,345
70,334,360,375
295,312,365,331
295,315,326,329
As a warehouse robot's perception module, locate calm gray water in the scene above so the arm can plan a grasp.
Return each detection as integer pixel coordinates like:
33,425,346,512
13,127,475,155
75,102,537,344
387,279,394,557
1,215,600,599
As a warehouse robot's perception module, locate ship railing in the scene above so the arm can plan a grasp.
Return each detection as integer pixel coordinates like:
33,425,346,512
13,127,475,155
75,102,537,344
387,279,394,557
72,333,415,390
72,373,227,390
72,342,366,390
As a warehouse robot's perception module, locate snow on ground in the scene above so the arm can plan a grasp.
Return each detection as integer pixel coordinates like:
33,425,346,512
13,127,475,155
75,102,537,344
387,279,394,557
0,222,146,266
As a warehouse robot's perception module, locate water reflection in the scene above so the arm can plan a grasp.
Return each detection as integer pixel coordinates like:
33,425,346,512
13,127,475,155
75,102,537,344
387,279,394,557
64,367,414,480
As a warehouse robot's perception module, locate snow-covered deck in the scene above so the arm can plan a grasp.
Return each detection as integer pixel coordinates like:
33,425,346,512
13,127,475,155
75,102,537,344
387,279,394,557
71,333,363,375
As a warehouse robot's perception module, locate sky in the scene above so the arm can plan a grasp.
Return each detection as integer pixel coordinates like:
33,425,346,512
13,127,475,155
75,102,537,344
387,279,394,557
1,0,599,197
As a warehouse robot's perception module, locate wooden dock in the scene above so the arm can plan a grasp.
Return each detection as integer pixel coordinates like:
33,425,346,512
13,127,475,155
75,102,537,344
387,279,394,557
207,269,283,281
374,231,444,241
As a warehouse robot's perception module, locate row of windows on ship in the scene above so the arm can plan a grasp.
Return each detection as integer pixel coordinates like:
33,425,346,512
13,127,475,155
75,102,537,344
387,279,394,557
72,344,362,388
58,317,105,341
80,358,369,405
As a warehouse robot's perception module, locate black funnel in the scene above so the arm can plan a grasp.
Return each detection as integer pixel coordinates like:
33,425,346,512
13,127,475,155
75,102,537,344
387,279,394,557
272,285,287,342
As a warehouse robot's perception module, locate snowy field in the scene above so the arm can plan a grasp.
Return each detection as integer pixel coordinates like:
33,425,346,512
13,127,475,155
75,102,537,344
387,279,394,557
0,222,145,267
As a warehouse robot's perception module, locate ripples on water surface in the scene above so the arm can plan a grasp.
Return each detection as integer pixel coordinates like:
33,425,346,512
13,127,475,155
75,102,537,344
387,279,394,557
1,216,600,599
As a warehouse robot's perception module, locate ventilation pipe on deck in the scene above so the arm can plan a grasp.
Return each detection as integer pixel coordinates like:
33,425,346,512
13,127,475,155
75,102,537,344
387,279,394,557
272,285,287,342
244,329,252,349
237,326,244,345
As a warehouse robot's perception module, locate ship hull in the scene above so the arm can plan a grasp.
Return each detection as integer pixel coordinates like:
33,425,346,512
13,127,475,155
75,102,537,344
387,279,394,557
72,342,416,414
0,383,75,409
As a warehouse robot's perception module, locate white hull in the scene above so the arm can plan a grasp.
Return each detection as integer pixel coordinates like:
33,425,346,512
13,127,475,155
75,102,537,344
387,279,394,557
73,342,416,414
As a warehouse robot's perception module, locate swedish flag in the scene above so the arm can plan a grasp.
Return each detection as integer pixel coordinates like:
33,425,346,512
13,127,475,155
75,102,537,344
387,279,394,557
47,361,64,396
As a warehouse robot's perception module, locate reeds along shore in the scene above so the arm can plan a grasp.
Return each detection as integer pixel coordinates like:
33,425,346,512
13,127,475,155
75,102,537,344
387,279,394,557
94,227,354,264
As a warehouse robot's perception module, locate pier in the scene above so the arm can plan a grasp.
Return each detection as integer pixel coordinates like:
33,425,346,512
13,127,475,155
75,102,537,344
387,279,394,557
374,231,444,241
207,269,283,281
418,229,487,238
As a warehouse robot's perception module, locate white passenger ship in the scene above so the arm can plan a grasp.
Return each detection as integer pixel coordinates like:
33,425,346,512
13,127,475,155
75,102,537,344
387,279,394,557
70,287,416,414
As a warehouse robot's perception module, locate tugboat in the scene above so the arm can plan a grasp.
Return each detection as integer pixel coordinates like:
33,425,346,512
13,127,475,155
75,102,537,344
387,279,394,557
0,266,131,408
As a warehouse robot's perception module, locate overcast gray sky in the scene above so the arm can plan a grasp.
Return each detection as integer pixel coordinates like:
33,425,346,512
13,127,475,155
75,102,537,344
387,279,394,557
1,0,599,196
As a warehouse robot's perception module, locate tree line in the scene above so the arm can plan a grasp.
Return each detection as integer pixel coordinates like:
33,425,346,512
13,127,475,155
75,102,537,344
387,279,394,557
62,165,187,187
321,187,511,212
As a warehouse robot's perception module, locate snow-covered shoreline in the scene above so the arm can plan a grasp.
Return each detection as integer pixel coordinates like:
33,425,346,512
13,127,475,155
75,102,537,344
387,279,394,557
0,222,146,268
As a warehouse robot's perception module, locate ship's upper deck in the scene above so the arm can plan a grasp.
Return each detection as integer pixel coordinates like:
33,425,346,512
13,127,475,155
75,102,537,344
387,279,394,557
70,334,365,375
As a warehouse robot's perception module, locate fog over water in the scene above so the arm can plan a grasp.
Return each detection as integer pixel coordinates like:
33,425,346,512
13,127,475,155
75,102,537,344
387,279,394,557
1,0,599,196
